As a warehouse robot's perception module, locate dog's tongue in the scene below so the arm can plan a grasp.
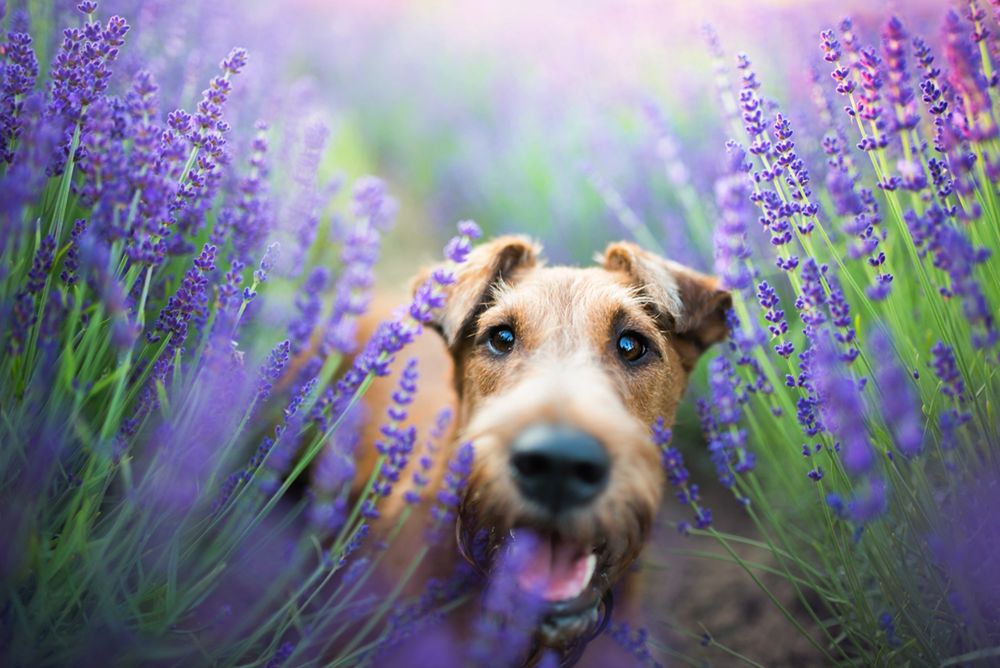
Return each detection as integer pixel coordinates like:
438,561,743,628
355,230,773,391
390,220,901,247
510,529,596,601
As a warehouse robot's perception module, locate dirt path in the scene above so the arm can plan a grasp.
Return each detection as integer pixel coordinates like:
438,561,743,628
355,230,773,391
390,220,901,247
642,486,828,667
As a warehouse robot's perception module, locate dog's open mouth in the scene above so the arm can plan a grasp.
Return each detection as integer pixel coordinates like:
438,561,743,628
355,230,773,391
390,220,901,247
509,528,597,602
455,514,614,648
504,528,610,647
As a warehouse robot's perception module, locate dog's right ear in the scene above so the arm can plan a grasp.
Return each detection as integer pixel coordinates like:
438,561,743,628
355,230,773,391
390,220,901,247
411,235,541,348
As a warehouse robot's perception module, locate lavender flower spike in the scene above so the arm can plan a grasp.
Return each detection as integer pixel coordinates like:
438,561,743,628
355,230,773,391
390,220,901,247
871,331,922,457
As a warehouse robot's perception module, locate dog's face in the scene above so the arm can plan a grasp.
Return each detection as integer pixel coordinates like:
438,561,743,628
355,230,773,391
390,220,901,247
420,236,730,650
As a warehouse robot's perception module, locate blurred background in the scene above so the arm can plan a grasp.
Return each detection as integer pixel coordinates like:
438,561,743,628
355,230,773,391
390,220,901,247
74,0,945,271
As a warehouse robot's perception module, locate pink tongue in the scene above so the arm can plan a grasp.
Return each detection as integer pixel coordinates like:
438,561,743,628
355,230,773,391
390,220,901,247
510,529,591,601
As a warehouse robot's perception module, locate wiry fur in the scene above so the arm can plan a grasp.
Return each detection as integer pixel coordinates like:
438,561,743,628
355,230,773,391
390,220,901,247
321,236,730,665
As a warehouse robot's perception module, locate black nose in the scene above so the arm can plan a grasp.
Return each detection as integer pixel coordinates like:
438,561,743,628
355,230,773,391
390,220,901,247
509,424,610,513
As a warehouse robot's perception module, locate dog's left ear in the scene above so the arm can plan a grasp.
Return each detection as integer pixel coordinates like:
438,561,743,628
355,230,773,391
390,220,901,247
601,241,731,369
412,235,541,349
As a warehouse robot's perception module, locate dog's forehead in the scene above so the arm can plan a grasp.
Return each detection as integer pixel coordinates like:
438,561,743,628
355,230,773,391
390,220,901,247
491,265,647,325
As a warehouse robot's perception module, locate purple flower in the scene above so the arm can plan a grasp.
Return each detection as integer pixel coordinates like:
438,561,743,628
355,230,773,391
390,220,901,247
848,477,887,523
469,531,548,666
76,95,130,226
827,275,859,363
26,233,55,294
443,220,481,263
756,280,793,358
322,182,390,356
855,46,885,126
370,359,422,508
221,47,249,76
795,259,827,333
308,402,366,535
872,331,922,457
316,319,416,432
654,417,711,532
60,219,88,285
457,220,482,240
287,266,330,354
308,220,483,513
47,9,130,125
931,342,965,400
770,112,817,228
77,231,134,350
282,121,331,274
264,641,295,668
255,377,318,496
215,259,245,319
813,333,873,476
928,477,1000,629
254,242,279,285
0,31,40,164
813,334,888,525
725,309,775,407
735,54,823,275
167,48,249,252
141,243,217,411
712,140,754,295
736,53,769,156
926,225,996,350
404,408,453,505
429,441,474,541
228,121,273,267
882,17,919,133
820,130,893,299
942,10,994,139
821,29,856,95
790,342,824,439
608,622,664,668
698,356,753,498
7,290,36,356
878,611,902,648
313,405,363,494
352,176,399,232
253,339,290,411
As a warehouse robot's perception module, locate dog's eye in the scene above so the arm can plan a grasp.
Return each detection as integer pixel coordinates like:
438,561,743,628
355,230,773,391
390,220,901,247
616,331,648,364
486,325,516,356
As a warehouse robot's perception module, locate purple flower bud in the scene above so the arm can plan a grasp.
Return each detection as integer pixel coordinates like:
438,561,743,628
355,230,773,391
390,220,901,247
220,47,249,76
457,220,482,240
698,356,752,492
813,333,872,475
26,233,55,294
931,342,965,400
872,331,922,457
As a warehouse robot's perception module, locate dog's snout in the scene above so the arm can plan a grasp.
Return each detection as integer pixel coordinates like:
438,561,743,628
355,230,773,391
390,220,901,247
509,424,610,513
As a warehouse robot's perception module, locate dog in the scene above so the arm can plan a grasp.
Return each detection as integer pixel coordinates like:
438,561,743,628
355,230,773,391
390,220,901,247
330,236,730,665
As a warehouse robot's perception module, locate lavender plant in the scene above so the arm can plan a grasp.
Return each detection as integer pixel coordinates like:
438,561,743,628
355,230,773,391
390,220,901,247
631,6,1000,665
4,0,1000,666
0,3,484,665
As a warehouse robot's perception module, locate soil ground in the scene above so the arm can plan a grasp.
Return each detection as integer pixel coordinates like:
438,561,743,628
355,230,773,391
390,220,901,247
640,485,828,667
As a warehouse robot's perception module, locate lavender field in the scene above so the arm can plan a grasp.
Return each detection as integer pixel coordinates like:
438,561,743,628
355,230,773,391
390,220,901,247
1,0,998,666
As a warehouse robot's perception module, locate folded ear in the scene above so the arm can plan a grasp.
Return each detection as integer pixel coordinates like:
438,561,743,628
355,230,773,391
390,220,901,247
601,241,731,368
412,235,541,348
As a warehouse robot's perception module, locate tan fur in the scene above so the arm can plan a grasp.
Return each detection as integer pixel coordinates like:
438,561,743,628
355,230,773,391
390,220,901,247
316,237,730,664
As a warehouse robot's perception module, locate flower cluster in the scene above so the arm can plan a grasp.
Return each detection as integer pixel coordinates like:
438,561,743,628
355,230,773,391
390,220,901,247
653,417,711,534
698,356,754,504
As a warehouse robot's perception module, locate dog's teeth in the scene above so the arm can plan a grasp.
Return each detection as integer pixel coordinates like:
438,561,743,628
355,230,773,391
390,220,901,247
583,553,597,586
